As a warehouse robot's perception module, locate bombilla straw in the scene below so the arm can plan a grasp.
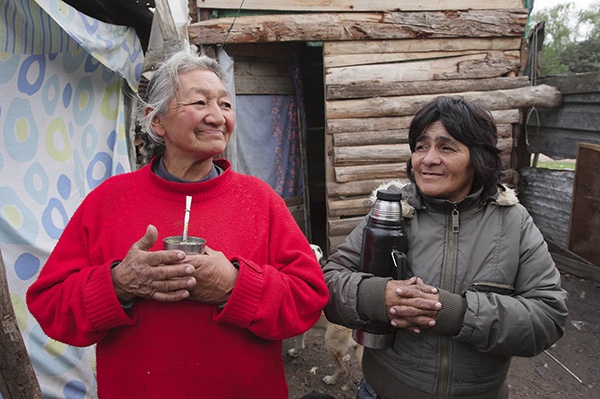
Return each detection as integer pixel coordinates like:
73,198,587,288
182,195,192,241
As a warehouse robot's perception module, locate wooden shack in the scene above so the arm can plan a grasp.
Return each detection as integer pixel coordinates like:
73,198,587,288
187,0,561,254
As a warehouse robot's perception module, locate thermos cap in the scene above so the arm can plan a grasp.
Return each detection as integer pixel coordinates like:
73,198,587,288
376,190,402,201
372,189,402,221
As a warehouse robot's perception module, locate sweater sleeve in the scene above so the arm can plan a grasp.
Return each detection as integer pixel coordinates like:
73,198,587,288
430,289,467,335
213,190,329,341
26,196,136,347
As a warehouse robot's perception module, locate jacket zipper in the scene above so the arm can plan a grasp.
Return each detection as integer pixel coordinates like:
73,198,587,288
438,204,459,398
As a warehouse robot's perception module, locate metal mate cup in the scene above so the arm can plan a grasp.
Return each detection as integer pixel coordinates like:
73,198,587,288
163,236,206,254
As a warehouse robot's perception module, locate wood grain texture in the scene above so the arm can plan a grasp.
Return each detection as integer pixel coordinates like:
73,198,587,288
196,0,524,12
189,10,527,44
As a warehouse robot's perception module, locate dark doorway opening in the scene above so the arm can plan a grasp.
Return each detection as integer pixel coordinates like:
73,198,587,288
299,43,327,253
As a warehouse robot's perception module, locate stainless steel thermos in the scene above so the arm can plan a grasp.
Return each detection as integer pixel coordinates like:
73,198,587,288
353,188,409,349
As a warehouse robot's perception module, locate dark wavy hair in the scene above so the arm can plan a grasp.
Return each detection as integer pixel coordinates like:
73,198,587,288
406,96,503,193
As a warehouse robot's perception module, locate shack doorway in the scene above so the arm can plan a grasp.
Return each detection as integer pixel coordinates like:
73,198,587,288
220,42,327,250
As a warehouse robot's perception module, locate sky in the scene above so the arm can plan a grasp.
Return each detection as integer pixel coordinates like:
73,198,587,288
533,0,598,12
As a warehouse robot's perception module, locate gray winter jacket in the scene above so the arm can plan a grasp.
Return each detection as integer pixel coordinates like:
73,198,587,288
323,183,568,399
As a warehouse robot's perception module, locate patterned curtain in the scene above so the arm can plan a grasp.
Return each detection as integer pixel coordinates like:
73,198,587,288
226,46,306,199
0,0,143,397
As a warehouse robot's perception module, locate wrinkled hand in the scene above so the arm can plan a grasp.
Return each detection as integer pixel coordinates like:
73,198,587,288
185,246,238,304
111,225,197,303
385,277,441,334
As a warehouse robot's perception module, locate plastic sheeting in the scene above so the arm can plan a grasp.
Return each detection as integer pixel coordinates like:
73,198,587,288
223,48,306,199
233,95,304,198
0,0,141,397
1,0,144,91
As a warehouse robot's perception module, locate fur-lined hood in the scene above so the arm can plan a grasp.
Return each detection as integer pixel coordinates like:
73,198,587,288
369,180,519,219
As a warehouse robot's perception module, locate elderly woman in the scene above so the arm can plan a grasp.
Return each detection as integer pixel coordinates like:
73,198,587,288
323,96,568,399
27,50,329,398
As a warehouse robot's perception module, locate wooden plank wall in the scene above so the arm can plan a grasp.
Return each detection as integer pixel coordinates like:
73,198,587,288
526,72,600,159
568,143,600,266
195,0,523,12
226,43,295,95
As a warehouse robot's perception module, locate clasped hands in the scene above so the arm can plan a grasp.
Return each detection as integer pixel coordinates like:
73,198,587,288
111,225,238,305
385,277,441,334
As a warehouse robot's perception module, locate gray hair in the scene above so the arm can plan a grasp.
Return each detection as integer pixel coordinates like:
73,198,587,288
137,51,224,162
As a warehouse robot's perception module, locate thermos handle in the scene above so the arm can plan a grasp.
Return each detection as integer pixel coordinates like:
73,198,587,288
391,250,409,280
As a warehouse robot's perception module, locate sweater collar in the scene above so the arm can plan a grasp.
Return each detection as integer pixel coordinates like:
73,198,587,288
154,157,222,182
143,157,234,198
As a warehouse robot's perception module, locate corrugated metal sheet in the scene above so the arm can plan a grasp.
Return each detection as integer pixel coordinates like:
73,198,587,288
519,167,574,246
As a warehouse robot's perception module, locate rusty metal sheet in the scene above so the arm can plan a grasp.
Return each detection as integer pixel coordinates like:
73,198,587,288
568,143,600,266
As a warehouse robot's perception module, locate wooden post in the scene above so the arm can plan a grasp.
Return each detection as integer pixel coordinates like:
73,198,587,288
567,143,600,267
0,247,43,399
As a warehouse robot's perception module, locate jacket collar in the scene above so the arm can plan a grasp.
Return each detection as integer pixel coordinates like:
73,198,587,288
370,181,518,219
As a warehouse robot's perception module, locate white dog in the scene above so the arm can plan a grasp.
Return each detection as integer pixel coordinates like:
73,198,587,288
286,244,363,385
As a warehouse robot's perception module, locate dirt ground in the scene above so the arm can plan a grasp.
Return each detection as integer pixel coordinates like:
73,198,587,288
283,273,600,399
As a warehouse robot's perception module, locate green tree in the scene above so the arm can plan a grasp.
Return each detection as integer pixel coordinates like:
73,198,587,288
529,1,600,76
560,39,600,73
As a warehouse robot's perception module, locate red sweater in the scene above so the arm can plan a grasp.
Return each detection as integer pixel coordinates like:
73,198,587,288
27,159,329,399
